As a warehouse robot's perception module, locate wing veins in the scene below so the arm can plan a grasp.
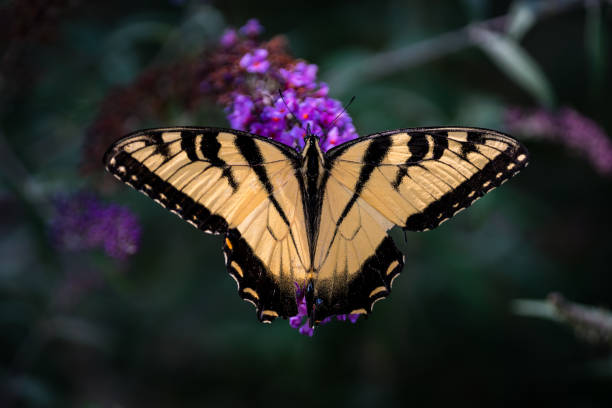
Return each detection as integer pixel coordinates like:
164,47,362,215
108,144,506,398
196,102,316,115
373,166,427,211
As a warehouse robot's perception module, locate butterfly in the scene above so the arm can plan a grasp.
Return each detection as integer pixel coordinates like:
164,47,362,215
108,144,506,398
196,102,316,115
104,126,528,326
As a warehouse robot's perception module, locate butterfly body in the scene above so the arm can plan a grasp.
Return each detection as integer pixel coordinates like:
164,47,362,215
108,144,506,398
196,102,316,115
104,126,528,326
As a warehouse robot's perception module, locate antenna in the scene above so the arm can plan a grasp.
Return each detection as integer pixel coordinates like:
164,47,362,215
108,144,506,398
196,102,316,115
326,96,355,131
278,89,304,129
278,90,356,139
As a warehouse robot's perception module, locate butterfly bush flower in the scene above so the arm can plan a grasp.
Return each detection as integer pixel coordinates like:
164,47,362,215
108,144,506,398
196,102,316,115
289,285,360,336
280,62,318,89
505,107,612,176
225,58,357,149
200,19,358,151
50,191,141,260
220,29,238,48
239,18,264,37
239,48,270,73
227,94,254,129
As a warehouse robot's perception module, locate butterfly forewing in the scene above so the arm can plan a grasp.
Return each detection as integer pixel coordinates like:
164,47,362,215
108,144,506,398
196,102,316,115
327,127,529,231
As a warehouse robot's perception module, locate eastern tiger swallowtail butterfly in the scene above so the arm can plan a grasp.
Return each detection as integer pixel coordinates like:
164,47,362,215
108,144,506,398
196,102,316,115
104,126,528,326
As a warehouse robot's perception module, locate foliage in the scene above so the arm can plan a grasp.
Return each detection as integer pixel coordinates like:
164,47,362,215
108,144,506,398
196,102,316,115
1,0,611,406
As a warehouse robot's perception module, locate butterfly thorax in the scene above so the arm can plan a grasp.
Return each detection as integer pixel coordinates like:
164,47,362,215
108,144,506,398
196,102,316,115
301,135,326,243
301,134,325,188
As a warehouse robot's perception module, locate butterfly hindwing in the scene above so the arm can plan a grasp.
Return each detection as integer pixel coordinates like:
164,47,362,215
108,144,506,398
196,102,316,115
104,127,312,321
310,160,403,321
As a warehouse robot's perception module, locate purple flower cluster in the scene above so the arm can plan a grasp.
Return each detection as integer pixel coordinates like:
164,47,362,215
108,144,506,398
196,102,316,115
50,191,141,260
222,21,358,151
505,107,612,176
289,284,360,336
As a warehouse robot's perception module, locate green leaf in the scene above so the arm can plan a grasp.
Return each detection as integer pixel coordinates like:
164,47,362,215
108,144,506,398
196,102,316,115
472,28,554,107
506,1,536,41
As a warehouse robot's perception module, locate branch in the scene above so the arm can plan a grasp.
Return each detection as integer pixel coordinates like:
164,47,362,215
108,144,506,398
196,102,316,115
325,0,589,94
513,292,612,345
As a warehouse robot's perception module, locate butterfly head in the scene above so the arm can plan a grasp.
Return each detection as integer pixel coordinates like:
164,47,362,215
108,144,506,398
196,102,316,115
301,131,324,161
304,132,319,144
304,122,319,140
301,122,321,155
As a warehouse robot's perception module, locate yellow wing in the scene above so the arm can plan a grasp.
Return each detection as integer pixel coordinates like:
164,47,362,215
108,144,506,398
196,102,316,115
104,127,310,322
310,127,528,321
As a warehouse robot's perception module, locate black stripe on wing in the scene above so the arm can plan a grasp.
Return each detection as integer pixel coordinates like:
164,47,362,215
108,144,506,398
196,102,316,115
310,236,404,324
235,135,293,228
181,130,238,191
335,134,392,229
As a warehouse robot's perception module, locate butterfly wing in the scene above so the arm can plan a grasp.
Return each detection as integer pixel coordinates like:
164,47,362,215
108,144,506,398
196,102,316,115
310,127,528,321
104,127,311,322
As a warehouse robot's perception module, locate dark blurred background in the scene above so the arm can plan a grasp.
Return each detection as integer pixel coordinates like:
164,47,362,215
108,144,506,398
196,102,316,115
1,0,612,406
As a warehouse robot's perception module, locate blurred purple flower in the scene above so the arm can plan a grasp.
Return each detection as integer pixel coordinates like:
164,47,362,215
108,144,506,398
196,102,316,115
220,28,238,48
50,191,141,260
290,284,360,337
239,48,270,73
227,94,254,129
280,62,318,89
239,18,263,37
505,107,612,176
